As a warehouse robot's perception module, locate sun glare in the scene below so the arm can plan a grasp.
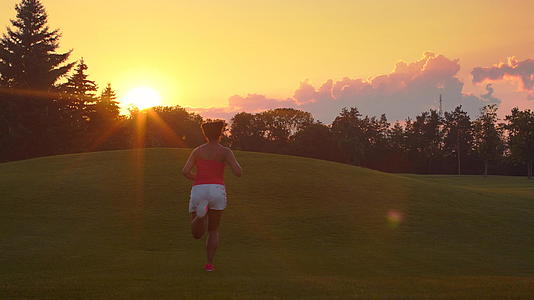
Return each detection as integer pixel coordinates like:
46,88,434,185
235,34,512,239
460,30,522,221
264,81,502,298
122,86,162,110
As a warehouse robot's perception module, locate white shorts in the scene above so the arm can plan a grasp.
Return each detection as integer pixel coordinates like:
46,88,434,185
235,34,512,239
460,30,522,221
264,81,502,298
189,184,227,213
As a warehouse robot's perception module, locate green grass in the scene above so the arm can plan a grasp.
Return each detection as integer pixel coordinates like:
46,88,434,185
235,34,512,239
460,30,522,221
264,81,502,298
1,148,533,299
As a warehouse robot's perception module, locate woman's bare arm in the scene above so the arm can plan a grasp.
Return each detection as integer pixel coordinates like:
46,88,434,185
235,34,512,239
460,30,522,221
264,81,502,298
225,148,242,177
182,149,197,181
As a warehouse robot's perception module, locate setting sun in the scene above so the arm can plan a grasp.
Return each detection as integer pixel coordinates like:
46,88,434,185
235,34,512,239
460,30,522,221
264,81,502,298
122,86,162,110
2,0,534,298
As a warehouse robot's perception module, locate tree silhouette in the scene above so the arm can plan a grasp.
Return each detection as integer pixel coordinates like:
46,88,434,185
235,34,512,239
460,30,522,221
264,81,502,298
0,0,74,160
95,83,121,124
230,112,267,151
59,59,97,150
405,110,443,173
443,106,472,175
258,108,314,152
331,107,366,165
331,108,391,168
505,108,534,179
291,122,337,161
386,122,409,172
0,0,73,89
473,105,504,176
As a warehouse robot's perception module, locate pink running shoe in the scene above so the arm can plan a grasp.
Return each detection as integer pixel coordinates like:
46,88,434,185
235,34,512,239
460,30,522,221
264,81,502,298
204,264,215,272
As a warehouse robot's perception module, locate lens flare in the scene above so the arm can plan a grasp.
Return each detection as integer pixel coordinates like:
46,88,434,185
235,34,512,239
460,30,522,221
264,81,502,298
387,210,404,228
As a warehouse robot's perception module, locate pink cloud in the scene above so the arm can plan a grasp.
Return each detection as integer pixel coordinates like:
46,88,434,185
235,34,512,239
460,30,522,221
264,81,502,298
227,94,295,112
472,57,534,99
187,107,237,121
187,94,296,119
188,53,502,122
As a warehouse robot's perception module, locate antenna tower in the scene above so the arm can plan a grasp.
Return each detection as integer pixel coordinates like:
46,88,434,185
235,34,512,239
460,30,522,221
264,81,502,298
439,94,443,117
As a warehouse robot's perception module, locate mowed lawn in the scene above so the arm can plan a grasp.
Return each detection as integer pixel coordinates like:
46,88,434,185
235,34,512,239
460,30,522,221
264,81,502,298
1,148,533,299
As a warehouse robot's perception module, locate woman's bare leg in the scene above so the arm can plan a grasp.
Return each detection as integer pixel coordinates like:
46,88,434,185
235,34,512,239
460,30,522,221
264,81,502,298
206,210,223,264
191,212,207,239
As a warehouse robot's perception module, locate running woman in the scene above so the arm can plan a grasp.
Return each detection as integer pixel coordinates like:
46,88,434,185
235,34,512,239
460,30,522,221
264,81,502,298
182,121,242,272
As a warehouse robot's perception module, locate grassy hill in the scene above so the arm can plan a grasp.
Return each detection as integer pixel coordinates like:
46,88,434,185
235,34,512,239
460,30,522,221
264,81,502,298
1,148,533,299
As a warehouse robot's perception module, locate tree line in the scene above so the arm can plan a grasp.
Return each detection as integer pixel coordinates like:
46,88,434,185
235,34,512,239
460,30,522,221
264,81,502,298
229,106,533,178
1,0,533,178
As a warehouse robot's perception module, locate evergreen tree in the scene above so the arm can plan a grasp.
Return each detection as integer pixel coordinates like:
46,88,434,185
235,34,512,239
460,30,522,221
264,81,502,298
62,59,97,97
61,59,97,117
0,0,74,160
473,105,504,176
95,83,120,124
60,59,98,149
84,83,122,150
0,0,74,89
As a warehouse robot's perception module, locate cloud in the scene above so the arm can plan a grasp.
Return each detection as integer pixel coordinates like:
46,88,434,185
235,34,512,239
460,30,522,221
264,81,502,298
227,94,295,112
187,94,296,120
480,84,500,104
188,52,501,123
187,107,237,121
472,57,534,100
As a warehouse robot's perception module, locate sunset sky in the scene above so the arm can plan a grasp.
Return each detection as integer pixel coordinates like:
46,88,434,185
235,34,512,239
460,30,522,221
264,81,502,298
1,0,533,121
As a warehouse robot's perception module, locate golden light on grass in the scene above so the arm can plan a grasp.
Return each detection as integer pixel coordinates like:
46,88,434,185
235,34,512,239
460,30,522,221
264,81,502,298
122,86,162,110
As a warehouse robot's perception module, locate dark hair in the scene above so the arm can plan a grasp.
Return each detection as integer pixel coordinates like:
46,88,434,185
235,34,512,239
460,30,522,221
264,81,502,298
201,121,225,142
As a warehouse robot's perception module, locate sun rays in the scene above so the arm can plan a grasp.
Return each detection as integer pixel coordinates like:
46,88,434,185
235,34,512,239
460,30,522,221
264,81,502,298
121,86,162,110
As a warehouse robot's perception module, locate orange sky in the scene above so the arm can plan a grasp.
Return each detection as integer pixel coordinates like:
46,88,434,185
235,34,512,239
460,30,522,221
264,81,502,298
1,0,533,117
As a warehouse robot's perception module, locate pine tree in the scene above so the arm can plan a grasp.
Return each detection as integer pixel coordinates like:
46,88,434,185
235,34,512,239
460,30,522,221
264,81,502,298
85,83,123,150
61,58,97,117
0,0,74,89
60,59,97,149
0,0,74,160
94,83,120,125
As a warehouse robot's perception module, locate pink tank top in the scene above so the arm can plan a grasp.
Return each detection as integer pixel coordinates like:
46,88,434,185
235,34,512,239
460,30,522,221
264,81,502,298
194,159,225,186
